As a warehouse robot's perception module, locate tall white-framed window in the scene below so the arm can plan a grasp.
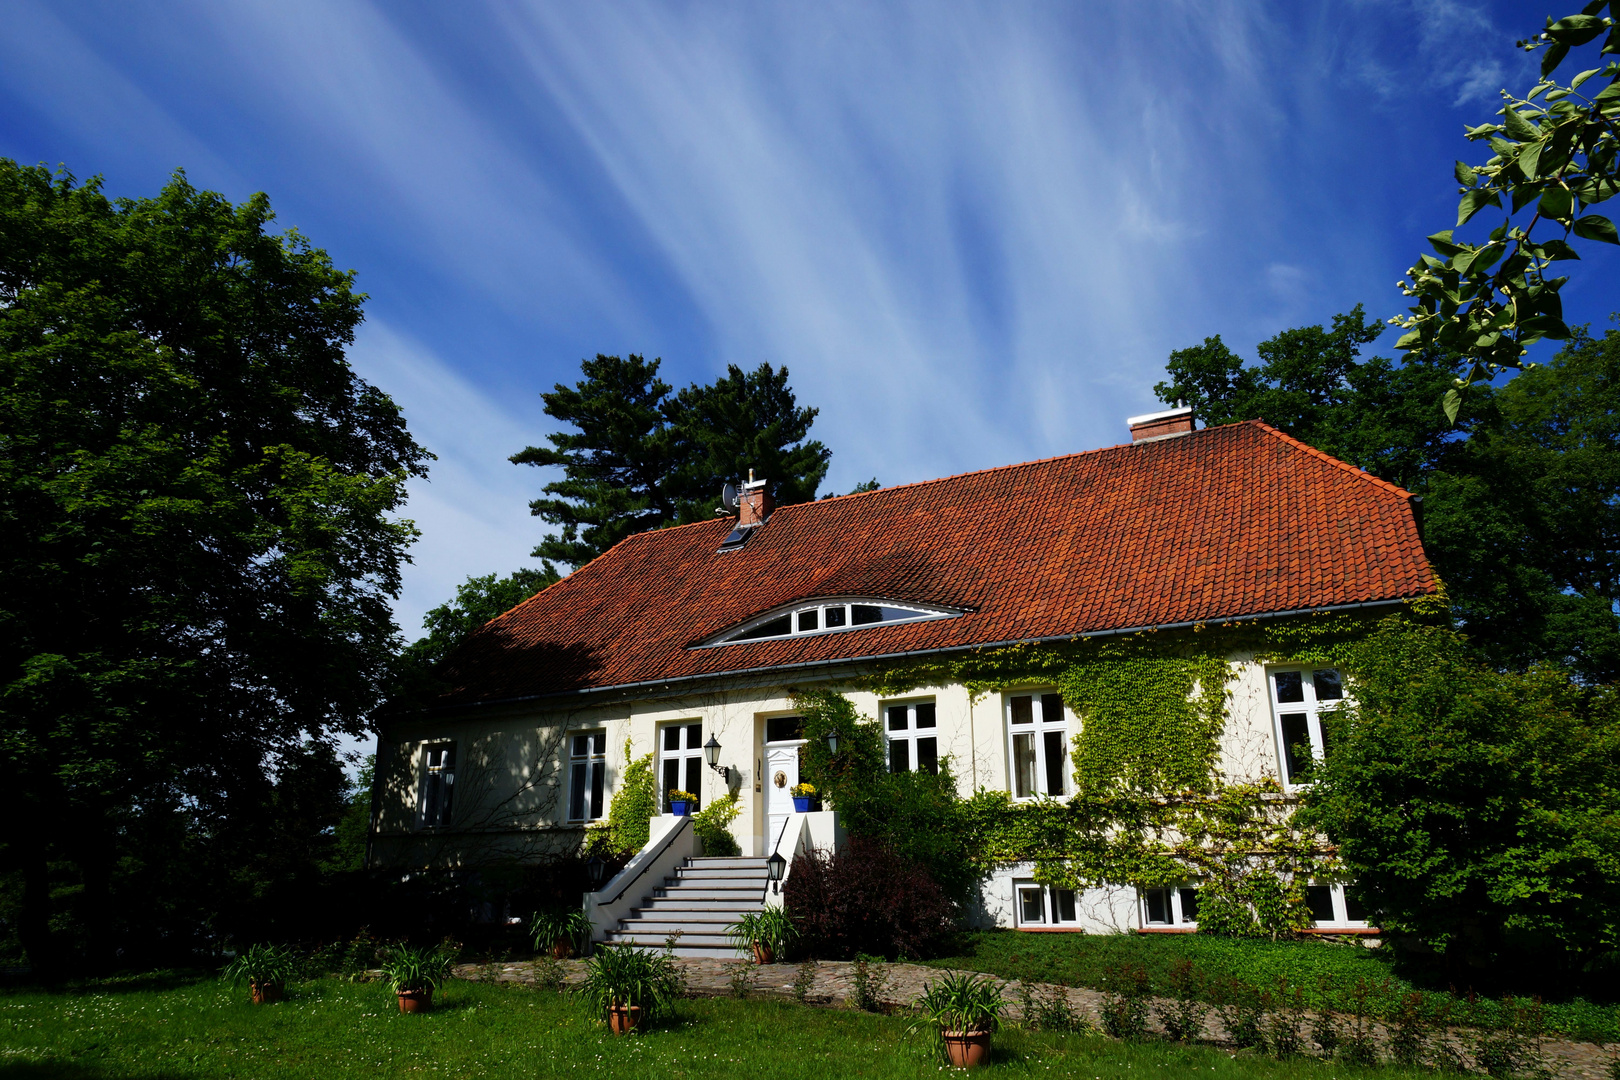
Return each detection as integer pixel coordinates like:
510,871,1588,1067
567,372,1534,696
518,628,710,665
1140,885,1200,927
1305,882,1371,928
420,742,456,829
1006,692,1068,799
660,722,704,811
1268,667,1345,786
567,731,606,823
1014,881,1081,927
885,700,937,774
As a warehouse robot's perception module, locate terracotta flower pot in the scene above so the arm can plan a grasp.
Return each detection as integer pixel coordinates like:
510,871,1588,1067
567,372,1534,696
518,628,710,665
551,938,574,960
396,989,433,1013
752,943,775,965
942,1030,992,1068
249,980,282,1005
607,1004,643,1034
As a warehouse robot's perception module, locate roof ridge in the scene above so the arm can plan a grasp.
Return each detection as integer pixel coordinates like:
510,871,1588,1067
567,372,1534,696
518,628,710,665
1244,420,1415,499
775,429,1215,514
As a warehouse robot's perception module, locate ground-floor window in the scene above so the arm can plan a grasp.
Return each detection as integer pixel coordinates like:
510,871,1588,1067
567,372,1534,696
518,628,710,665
660,722,704,812
1138,881,1369,929
1014,881,1080,927
1305,882,1370,928
1139,885,1200,927
885,700,938,774
420,742,456,829
568,731,606,823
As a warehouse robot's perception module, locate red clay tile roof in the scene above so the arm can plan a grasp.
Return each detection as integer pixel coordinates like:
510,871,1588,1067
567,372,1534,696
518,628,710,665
430,421,1435,707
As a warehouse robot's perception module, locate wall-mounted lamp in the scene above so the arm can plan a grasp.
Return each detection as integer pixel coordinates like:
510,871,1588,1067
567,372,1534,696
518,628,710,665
587,855,606,891
824,729,839,756
767,850,787,894
703,734,732,784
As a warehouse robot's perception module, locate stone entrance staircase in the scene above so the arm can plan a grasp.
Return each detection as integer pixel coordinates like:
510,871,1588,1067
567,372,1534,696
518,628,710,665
601,856,768,959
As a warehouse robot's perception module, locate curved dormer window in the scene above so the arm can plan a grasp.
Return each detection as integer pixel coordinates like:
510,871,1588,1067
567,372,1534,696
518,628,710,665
700,598,962,647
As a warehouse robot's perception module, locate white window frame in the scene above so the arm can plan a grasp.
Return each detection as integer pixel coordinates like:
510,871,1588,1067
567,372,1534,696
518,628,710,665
700,596,963,646
883,699,938,775
420,742,456,829
659,721,705,813
567,731,607,823
1267,666,1347,787
1004,691,1069,800
1304,882,1371,929
1139,884,1201,928
1013,880,1081,928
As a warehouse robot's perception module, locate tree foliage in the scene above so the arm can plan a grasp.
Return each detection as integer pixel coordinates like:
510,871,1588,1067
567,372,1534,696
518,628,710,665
1301,620,1620,975
1391,3,1620,415
0,161,427,970
512,354,830,568
1157,310,1620,680
395,567,559,698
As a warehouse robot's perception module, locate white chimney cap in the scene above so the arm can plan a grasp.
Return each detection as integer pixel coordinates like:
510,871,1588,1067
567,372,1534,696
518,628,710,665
1126,405,1194,427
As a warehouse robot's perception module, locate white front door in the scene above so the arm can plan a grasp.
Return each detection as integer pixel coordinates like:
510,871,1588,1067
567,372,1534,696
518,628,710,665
764,742,802,856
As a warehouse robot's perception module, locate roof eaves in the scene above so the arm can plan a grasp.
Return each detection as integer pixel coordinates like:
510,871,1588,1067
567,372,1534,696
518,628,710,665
417,595,1420,716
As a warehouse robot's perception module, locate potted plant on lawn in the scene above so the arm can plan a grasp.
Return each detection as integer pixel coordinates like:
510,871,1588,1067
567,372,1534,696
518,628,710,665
725,906,797,965
577,944,682,1034
667,789,697,816
380,943,456,1013
912,972,1005,1068
530,907,593,959
222,943,300,1004
790,782,816,812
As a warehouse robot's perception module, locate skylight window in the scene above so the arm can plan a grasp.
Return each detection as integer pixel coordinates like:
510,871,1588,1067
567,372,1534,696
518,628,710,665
700,598,962,647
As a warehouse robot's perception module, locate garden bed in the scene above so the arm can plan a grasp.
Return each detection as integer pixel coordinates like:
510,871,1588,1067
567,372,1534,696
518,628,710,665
925,931,1620,1045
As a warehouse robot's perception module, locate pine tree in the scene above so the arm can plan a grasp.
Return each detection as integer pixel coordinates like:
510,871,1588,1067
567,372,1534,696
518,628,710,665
513,356,830,567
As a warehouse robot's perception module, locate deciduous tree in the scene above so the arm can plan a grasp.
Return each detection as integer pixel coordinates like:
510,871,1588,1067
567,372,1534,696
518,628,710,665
0,162,427,970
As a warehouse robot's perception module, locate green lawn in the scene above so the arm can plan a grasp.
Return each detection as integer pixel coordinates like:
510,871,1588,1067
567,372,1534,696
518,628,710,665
926,931,1620,1044
0,973,1446,1080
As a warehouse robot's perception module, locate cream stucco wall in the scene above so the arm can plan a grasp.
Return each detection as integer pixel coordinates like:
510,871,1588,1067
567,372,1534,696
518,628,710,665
373,653,1295,928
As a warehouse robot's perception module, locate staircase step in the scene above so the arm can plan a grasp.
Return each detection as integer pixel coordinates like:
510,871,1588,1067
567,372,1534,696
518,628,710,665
686,857,768,867
674,867,769,881
610,930,735,949
621,918,738,934
654,888,763,902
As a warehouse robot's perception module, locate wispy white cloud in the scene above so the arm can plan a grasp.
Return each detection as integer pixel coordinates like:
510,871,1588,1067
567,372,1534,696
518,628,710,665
345,321,551,633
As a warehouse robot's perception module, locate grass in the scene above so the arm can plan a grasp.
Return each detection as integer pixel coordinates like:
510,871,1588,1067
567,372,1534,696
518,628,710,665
0,971,1449,1079
926,931,1620,1044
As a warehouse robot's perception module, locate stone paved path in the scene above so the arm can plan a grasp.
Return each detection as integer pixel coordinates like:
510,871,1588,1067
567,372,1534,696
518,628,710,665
453,957,1620,1080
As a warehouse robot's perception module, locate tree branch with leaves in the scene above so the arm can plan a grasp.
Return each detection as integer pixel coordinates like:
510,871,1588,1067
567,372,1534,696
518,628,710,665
1392,3,1620,421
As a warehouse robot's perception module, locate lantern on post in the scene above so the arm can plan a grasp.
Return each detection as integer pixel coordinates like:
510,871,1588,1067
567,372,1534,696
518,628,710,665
766,850,787,894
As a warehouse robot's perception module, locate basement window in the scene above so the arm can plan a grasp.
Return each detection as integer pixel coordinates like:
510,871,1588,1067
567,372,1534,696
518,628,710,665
700,597,962,647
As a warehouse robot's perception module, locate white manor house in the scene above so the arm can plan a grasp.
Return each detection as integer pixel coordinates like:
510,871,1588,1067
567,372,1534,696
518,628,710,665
370,407,1434,954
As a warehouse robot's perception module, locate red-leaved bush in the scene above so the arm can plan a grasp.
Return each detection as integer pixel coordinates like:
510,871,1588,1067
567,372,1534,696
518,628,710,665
782,836,957,959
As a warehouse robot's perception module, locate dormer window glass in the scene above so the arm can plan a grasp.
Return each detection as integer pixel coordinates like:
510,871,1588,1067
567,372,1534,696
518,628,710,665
701,598,962,647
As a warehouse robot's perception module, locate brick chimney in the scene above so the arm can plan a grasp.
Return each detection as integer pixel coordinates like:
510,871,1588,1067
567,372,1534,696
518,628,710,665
1127,405,1194,442
738,470,773,527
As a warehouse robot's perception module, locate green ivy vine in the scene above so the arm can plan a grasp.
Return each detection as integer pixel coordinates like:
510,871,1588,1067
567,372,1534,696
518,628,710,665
585,738,657,856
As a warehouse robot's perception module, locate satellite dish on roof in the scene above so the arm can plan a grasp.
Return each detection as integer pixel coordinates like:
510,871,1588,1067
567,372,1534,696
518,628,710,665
721,482,739,512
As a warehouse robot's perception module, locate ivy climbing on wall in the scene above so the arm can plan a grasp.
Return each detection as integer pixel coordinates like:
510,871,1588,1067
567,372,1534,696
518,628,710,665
585,738,657,856
845,601,1445,936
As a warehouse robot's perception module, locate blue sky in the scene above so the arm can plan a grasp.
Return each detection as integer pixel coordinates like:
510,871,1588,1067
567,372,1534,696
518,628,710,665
3,0,1616,639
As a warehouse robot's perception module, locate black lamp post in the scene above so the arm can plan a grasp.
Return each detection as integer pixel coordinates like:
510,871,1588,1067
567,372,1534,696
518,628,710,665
703,734,731,783
766,850,787,894
587,855,606,891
